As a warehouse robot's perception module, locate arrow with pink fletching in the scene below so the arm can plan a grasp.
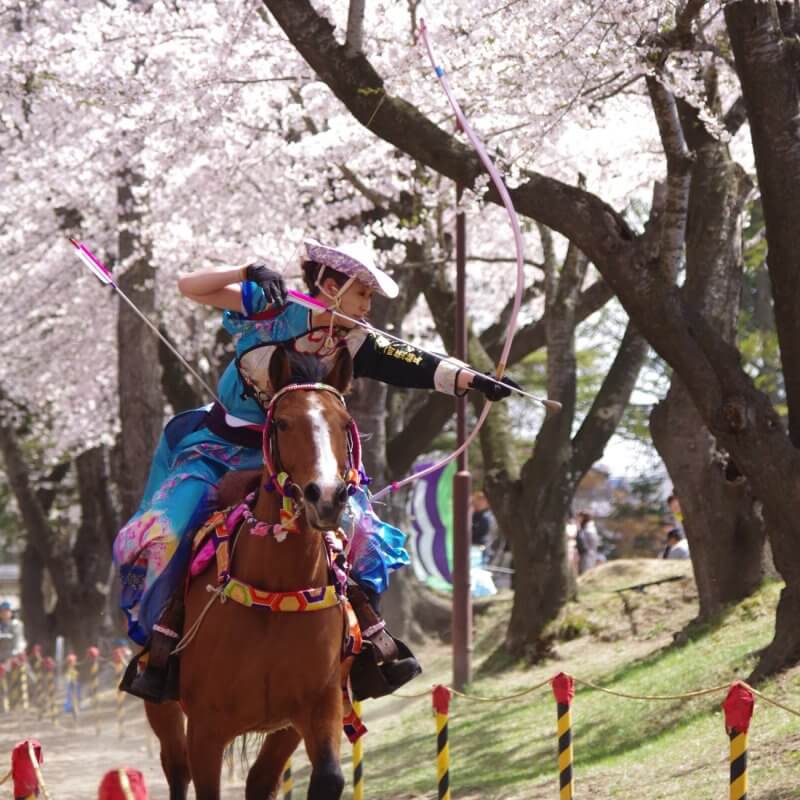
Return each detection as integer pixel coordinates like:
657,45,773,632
69,238,222,405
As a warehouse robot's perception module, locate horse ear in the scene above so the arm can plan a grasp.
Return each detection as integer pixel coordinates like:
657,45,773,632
325,348,353,393
268,347,292,392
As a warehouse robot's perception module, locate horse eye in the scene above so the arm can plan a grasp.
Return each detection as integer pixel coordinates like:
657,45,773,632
275,419,289,432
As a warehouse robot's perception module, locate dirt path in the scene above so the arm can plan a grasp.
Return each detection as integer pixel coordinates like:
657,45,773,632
0,644,450,799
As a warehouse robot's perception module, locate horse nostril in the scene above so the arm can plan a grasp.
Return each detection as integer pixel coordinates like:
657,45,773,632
304,482,322,503
334,482,348,506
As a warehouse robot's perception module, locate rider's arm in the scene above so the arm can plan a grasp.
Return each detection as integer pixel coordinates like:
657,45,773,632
352,332,473,395
177,267,248,313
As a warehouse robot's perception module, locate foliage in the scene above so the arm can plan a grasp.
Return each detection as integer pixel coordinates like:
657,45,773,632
738,198,785,413
0,0,737,460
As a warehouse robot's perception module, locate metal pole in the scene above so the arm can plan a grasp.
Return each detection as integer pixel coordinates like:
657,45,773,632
452,180,472,691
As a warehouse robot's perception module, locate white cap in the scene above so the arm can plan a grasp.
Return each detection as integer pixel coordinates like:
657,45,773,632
304,239,399,298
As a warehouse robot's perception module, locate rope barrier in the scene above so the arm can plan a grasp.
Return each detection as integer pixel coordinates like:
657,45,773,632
395,676,553,702
742,683,800,719
571,676,732,701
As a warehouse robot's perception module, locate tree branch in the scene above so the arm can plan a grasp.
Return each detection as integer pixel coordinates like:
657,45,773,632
345,0,366,57
646,74,693,280
261,0,637,270
643,0,708,52
485,278,613,364
723,95,748,136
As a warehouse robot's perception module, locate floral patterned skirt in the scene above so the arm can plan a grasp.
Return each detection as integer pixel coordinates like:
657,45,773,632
113,410,408,645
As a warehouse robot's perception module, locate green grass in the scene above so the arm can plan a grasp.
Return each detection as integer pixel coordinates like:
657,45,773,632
292,562,800,798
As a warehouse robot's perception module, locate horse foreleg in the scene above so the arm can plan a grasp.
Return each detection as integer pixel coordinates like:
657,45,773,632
144,700,191,800
295,689,345,800
186,719,227,800
245,726,302,800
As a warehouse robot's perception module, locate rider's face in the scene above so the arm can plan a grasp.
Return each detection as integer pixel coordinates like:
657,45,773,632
338,280,374,320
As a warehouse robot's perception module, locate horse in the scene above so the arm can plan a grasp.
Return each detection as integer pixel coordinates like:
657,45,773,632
145,346,360,800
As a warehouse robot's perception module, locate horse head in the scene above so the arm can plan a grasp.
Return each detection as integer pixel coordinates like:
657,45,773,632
266,347,355,531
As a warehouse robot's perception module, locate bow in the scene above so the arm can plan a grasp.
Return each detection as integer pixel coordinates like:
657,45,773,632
371,19,535,501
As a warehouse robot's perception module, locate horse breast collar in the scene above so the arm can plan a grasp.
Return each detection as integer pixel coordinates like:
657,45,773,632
189,382,365,614
191,501,349,613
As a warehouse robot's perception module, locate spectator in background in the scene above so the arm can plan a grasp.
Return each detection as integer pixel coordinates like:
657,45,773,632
471,490,497,548
0,601,25,662
662,528,690,560
576,511,601,574
565,515,579,578
667,492,683,529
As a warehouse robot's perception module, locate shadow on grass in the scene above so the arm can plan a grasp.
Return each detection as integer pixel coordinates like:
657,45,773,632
354,582,783,799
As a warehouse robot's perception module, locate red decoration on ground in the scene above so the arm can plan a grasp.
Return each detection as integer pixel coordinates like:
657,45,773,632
98,768,149,799
11,739,42,798
551,672,575,705
722,682,755,734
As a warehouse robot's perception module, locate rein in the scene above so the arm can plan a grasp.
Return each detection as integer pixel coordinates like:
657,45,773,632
178,381,364,654
262,382,364,509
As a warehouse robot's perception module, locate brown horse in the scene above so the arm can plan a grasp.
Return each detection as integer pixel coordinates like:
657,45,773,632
146,347,358,800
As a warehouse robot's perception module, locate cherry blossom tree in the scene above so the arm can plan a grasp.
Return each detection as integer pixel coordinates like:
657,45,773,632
261,0,800,677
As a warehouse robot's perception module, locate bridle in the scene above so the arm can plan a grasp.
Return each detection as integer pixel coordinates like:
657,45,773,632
261,382,364,527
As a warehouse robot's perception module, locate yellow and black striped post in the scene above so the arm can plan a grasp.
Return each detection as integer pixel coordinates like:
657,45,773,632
723,682,755,800
0,662,9,713
87,647,100,708
112,649,126,738
18,653,29,712
9,656,22,711
87,646,100,734
281,757,293,799
30,645,43,715
551,672,575,800
43,657,56,722
432,684,452,800
352,699,364,800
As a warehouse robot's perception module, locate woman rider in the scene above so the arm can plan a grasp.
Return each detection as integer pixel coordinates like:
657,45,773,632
114,238,517,702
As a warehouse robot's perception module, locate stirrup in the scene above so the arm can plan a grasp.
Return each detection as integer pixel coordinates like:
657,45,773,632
350,637,422,701
120,649,180,704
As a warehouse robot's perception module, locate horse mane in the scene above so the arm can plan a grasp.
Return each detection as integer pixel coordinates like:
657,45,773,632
284,350,328,384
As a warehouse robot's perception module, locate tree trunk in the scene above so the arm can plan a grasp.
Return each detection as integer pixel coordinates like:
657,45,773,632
651,71,764,618
0,415,116,653
725,1,800,446
20,544,51,649
724,1,800,678
504,465,572,659
651,382,764,618
116,168,163,521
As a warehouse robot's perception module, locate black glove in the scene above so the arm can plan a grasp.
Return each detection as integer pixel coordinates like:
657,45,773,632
244,262,288,306
470,373,521,402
